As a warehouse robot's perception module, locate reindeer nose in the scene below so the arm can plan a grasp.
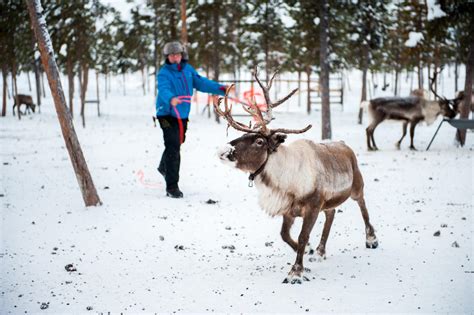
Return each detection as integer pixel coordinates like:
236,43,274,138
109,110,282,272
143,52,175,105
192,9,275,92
216,145,235,161
227,150,236,161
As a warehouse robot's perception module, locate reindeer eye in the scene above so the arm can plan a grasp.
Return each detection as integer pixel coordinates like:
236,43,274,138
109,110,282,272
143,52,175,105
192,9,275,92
255,138,265,146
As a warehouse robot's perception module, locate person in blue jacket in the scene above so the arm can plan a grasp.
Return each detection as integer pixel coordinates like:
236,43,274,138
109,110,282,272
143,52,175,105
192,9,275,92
156,41,227,198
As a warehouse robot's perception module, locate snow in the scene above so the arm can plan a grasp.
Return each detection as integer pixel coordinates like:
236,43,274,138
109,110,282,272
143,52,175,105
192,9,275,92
34,0,54,56
405,31,424,47
426,0,447,20
1,67,473,313
101,0,143,21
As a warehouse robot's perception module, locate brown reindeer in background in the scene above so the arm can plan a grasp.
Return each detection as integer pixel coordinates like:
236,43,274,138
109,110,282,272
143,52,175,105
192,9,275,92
13,94,36,116
365,70,459,151
215,69,378,284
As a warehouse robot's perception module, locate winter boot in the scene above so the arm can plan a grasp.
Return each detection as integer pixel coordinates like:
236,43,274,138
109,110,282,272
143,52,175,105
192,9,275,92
166,187,183,198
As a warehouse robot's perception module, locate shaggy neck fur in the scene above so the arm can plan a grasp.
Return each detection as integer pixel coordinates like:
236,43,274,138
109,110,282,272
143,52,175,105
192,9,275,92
421,100,441,125
254,140,354,217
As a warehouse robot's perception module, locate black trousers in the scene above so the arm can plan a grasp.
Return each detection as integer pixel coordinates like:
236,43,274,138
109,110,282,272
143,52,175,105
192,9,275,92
158,115,188,190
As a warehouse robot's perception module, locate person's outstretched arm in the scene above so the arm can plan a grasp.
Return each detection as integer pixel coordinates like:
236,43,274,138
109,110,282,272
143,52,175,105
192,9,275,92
190,66,226,96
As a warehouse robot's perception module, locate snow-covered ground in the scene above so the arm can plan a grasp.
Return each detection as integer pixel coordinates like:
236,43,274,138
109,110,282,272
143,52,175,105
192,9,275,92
1,68,473,313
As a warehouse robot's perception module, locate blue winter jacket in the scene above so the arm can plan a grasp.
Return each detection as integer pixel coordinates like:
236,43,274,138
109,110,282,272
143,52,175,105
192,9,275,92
155,60,226,119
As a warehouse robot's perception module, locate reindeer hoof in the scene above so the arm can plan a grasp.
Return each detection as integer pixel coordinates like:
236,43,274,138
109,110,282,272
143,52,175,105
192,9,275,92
309,246,326,262
306,243,315,255
283,265,309,284
283,275,310,284
366,238,379,249
409,146,417,151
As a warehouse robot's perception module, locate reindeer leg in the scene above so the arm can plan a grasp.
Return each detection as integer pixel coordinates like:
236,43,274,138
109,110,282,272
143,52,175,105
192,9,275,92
280,214,298,252
351,169,378,248
365,127,373,151
281,213,315,255
283,207,319,284
370,128,379,150
409,119,421,150
396,120,408,149
366,118,382,151
315,209,335,260
356,197,378,249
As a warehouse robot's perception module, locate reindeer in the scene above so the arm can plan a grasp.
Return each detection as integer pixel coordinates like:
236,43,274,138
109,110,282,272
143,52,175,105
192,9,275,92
215,69,378,284
365,72,458,151
13,94,36,116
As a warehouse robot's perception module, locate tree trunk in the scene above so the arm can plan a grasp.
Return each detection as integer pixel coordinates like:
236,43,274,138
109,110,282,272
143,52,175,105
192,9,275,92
41,68,46,96
320,0,331,140
146,65,150,94
427,62,432,96
108,72,111,93
358,44,369,125
298,71,301,107
96,71,100,117
122,72,126,96
2,65,7,116
169,0,177,39
454,60,458,93
418,60,423,90
306,67,311,115
104,69,108,100
67,55,74,117
12,63,20,120
456,39,474,146
33,58,41,110
80,63,89,128
26,0,101,207
141,66,146,96
180,0,187,44
205,66,211,119
212,3,220,124
154,4,158,97
30,30,41,110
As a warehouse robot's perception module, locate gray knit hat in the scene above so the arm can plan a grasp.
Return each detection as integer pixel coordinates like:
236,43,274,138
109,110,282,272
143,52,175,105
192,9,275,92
163,41,188,60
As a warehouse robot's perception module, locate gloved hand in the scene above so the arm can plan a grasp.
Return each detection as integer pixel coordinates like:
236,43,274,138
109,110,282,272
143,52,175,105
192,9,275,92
220,85,235,95
170,97,183,106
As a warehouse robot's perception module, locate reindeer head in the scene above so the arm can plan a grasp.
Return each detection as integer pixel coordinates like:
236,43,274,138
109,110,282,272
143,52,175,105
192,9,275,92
218,132,288,173
215,67,311,174
430,69,458,119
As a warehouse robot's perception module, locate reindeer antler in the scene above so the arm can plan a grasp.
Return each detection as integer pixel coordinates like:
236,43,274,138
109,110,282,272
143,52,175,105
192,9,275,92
253,66,299,124
430,67,449,103
215,71,312,136
430,67,460,109
214,85,260,134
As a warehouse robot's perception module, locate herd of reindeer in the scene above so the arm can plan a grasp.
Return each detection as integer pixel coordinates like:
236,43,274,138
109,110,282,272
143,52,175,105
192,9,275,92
9,68,472,284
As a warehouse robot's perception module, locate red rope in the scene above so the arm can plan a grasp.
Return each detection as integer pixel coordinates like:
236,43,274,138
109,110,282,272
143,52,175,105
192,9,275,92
172,95,193,144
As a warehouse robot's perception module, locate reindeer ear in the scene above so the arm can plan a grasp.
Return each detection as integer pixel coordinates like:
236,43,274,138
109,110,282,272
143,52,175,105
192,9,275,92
272,133,287,146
